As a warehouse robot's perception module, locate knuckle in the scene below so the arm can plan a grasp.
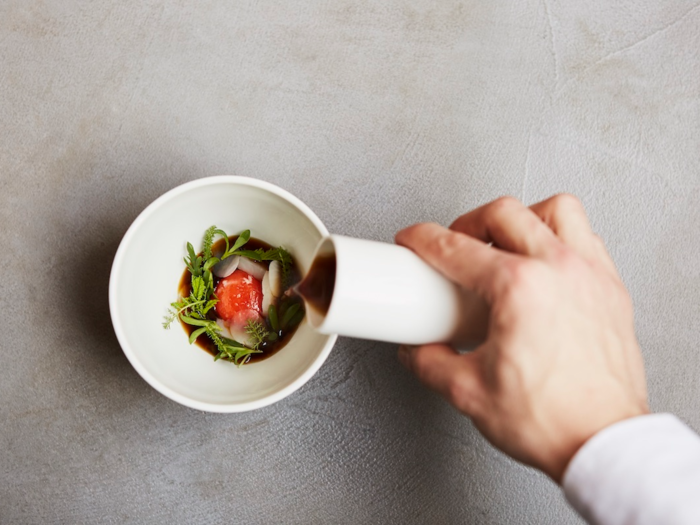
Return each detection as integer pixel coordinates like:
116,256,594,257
487,196,521,218
492,195,521,208
494,259,548,305
553,246,583,271
431,230,465,259
550,193,583,212
500,259,537,288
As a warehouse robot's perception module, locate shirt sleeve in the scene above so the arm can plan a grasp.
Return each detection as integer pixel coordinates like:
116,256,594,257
562,413,700,525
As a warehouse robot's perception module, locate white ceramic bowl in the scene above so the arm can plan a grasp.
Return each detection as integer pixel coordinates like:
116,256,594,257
109,176,337,412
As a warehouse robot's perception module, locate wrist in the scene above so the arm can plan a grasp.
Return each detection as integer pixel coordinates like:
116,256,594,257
550,404,650,483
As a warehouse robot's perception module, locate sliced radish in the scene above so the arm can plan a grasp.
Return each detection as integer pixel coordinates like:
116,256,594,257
269,260,282,297
227,323,253,347
262,271,272,314
212,255,240,278
238,256,267,280
216,318,233,339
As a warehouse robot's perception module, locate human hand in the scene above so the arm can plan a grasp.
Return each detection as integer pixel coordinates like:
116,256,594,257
395,195,649,483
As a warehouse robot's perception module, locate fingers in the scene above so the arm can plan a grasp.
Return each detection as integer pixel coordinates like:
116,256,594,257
529,194,594,256
398,344,481,415
529,194,618,275
396,222,512,301
449,196,562,258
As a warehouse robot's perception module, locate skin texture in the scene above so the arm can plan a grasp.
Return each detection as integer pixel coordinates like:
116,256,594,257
395,195,649,483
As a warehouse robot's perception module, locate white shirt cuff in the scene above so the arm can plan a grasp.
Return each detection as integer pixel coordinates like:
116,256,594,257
562,413,700,525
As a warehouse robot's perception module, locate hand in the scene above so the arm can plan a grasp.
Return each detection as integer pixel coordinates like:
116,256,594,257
395,195,649,483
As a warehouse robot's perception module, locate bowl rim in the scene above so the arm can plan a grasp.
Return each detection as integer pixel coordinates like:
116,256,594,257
109,175,338,413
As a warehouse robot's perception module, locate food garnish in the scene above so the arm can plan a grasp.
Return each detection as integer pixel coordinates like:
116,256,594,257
163,227,304,365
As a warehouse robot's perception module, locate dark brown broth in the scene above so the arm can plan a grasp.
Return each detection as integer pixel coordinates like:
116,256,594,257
297,253,336,315
178,235,304,364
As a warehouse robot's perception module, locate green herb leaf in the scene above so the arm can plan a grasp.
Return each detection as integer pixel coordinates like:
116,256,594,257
230,230,250,253
189,326,208,344
220,230,251,260
186,242,202,277
191,276,206,300
268,304,279,332
233,247,283,262
162,310,179,330
281,303,301,329
203,257,220,273
202,226,216,260
220,336,248,349
202,298,218,315
180,315,215,328
245,319,269,350
210,332,261,366
162,296,206,329
286,308,305,328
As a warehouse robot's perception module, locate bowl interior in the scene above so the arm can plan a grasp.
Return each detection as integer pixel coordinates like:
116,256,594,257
110,178,335,411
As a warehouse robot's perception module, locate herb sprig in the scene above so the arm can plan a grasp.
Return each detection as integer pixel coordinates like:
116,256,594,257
245,319,270,350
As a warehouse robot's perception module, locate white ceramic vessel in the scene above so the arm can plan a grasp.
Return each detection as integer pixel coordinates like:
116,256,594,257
305,235,489,346
109,176,337,413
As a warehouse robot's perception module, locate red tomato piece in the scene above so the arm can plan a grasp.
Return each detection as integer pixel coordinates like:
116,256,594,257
215,269,263,327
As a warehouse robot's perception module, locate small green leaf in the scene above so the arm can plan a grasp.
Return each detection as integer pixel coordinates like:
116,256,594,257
287,308,305,328
189,327,207,344
268,304,279,332
213,229,229,253
281,303,301,328
203,270,214,296
191,276,206,300
229,230,250,253
162,312,177,329
203,257,220,272
180,315,214,327
202,226,217,260
221,337,248,349
233,249,262,261
202,299,218,314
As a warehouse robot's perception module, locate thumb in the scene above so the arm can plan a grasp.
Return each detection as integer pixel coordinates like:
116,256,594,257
398,344,482,415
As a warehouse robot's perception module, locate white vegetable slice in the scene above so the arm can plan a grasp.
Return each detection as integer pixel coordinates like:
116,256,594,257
216,318,233,339
238,256,267,281
269,260,282,297
262,271,272,314
227,323,253,347
212,255,240,278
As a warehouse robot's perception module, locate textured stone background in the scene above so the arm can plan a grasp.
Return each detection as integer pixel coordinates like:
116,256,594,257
1,1,699,523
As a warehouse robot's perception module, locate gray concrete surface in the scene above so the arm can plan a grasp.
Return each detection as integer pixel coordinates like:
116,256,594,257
2,1,699,523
